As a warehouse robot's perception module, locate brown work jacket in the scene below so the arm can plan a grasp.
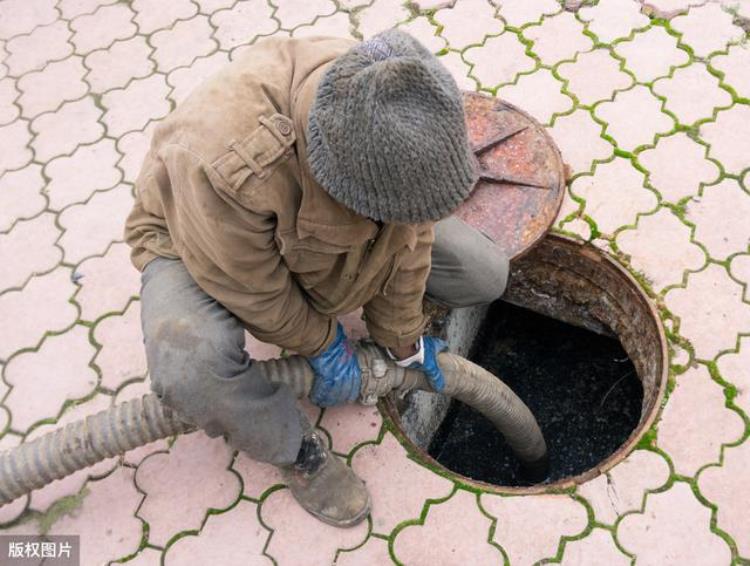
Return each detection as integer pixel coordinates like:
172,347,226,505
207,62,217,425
123,35,434,357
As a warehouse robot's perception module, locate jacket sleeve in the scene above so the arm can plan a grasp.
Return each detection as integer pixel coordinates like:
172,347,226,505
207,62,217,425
362,223,435,350
154,142,337,357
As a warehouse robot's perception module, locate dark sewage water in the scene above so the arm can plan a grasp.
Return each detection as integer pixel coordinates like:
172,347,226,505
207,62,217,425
428,300,643,487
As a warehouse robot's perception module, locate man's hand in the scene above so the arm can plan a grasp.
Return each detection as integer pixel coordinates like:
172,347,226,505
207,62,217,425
387,336,449,392
306,322,362,407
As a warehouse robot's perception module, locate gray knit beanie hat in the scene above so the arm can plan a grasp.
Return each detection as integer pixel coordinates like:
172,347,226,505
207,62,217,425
306,28,478,223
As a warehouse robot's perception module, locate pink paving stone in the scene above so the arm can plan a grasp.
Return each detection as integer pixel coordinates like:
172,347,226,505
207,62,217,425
437,51,479,91
132,0,198,34
617,482,731,565
357,0,412,39
396,17,446,53
716,324,750,415
666,264,750,360
698,440,750,557
195,0,236,13
557,49,633,107
114,378,171,466
701,104,750,175
548,109,613,174
578,0,650,43
0,120,32,174
0,165,46,232
434,0,504,49
577,449,671,525
45,466,145,565
244,331,283,361
0,434,29,524
292,12,355,39
29,97,104,163
57,184,134,265
411,0,456,8
164,499,272,566
150,16,217,73
210,0,279,51
117,122,158,183
275,0,337,29
17,57,88,120
4,21,73,76
135,430,240,547
559,528,631,566
168,52,231,105
594,85,675,152
523,12,593,66
686,178,750,260
393,489,502,566
658,364,744,476
350,431,454,534
74,242,140,321
570,157,657,236
639,0,703,19
335,535,392,565
614,25,690,83
118,547,162,566
464,32,536,88
70,4,137,55
496,0,561,27
44,138,122,211
101,75,171,137
0,0,57,39
84,36,155,93
26,393,119,514
0,78,18,125
233,450,285,500
0,213,61,291
636,132,719,203
672,3,744,58
481,493,588,564
0,267,78,361
711,44,750,99
318,404,382,455
653,63,733,125
58,0,117,20
93,302,147,389
498,69,573,125
261,487,368,566
616,208,706,292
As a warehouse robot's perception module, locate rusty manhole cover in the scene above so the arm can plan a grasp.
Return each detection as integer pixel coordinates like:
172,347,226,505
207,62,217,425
456,91,567,260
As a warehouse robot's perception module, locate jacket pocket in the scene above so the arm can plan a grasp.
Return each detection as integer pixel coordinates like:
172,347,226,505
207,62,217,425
275,229,352,288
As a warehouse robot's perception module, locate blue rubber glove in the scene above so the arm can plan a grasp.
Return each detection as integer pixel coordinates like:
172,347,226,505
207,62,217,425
306,322,362,407
389,336,449,392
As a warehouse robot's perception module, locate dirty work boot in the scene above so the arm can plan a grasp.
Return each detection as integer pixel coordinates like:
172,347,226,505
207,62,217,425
280,431,371,528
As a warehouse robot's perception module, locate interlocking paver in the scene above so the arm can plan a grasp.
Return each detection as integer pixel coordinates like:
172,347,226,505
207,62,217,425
595,85,675,152
84,36,155,94
275,0,337,30
57,184,133,264
0,119,32,175
496,0,561,27
559,528,631,566
92,302,147,390
716,334,750,416
163,499,271,566
636,132,720,203
168,52,230,106
0,267,78,361
233,450,285,500
135,431,239,547
523,12,593,66
397,17,446,53
4,21,73,77
0,164,45,232
701,104,750,175
44,138,122,211
557,49,633,107
0,78,18,125
393,489,502,565
614,25,690,83
548,109,613,174
482,493,588,564
437,51,478,91
30,97,104,162
0,212,61,291
711,44,750,99
70,4,137,56
0,0,57,40
58,0,117,21
318,404,382,455
195,0,235,14
671,3,744,58
17,57,88,119
653,63,732,125
687,178,750,260
577,449,671,525
499,68,573,125
336,536,392,566
434,0,503,49
579,0,650,43
132,0,198,35
464,32,535,88
570,157,657,235
151,16,217,73
3,325,97,433
616,208,706,291
639,0,703,20
101,75,171,137
356,0,411,39
211,0,279,51
617,482,732,565
292,12,354,40
116,122,159,184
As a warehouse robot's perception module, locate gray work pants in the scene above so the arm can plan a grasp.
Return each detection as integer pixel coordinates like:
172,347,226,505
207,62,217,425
139,216,508,466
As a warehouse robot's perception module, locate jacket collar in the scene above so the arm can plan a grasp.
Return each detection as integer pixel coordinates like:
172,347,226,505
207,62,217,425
290,64,418,252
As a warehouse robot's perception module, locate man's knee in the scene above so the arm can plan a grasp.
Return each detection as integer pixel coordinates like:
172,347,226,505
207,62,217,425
451,247,509,306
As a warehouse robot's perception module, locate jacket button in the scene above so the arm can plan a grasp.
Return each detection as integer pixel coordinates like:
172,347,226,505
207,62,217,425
275,118,292,136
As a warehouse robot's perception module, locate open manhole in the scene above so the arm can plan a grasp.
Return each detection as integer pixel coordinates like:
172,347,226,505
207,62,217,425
383,235,668,492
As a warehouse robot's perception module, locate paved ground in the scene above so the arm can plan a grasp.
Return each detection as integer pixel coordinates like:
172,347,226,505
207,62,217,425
1,0,749,564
